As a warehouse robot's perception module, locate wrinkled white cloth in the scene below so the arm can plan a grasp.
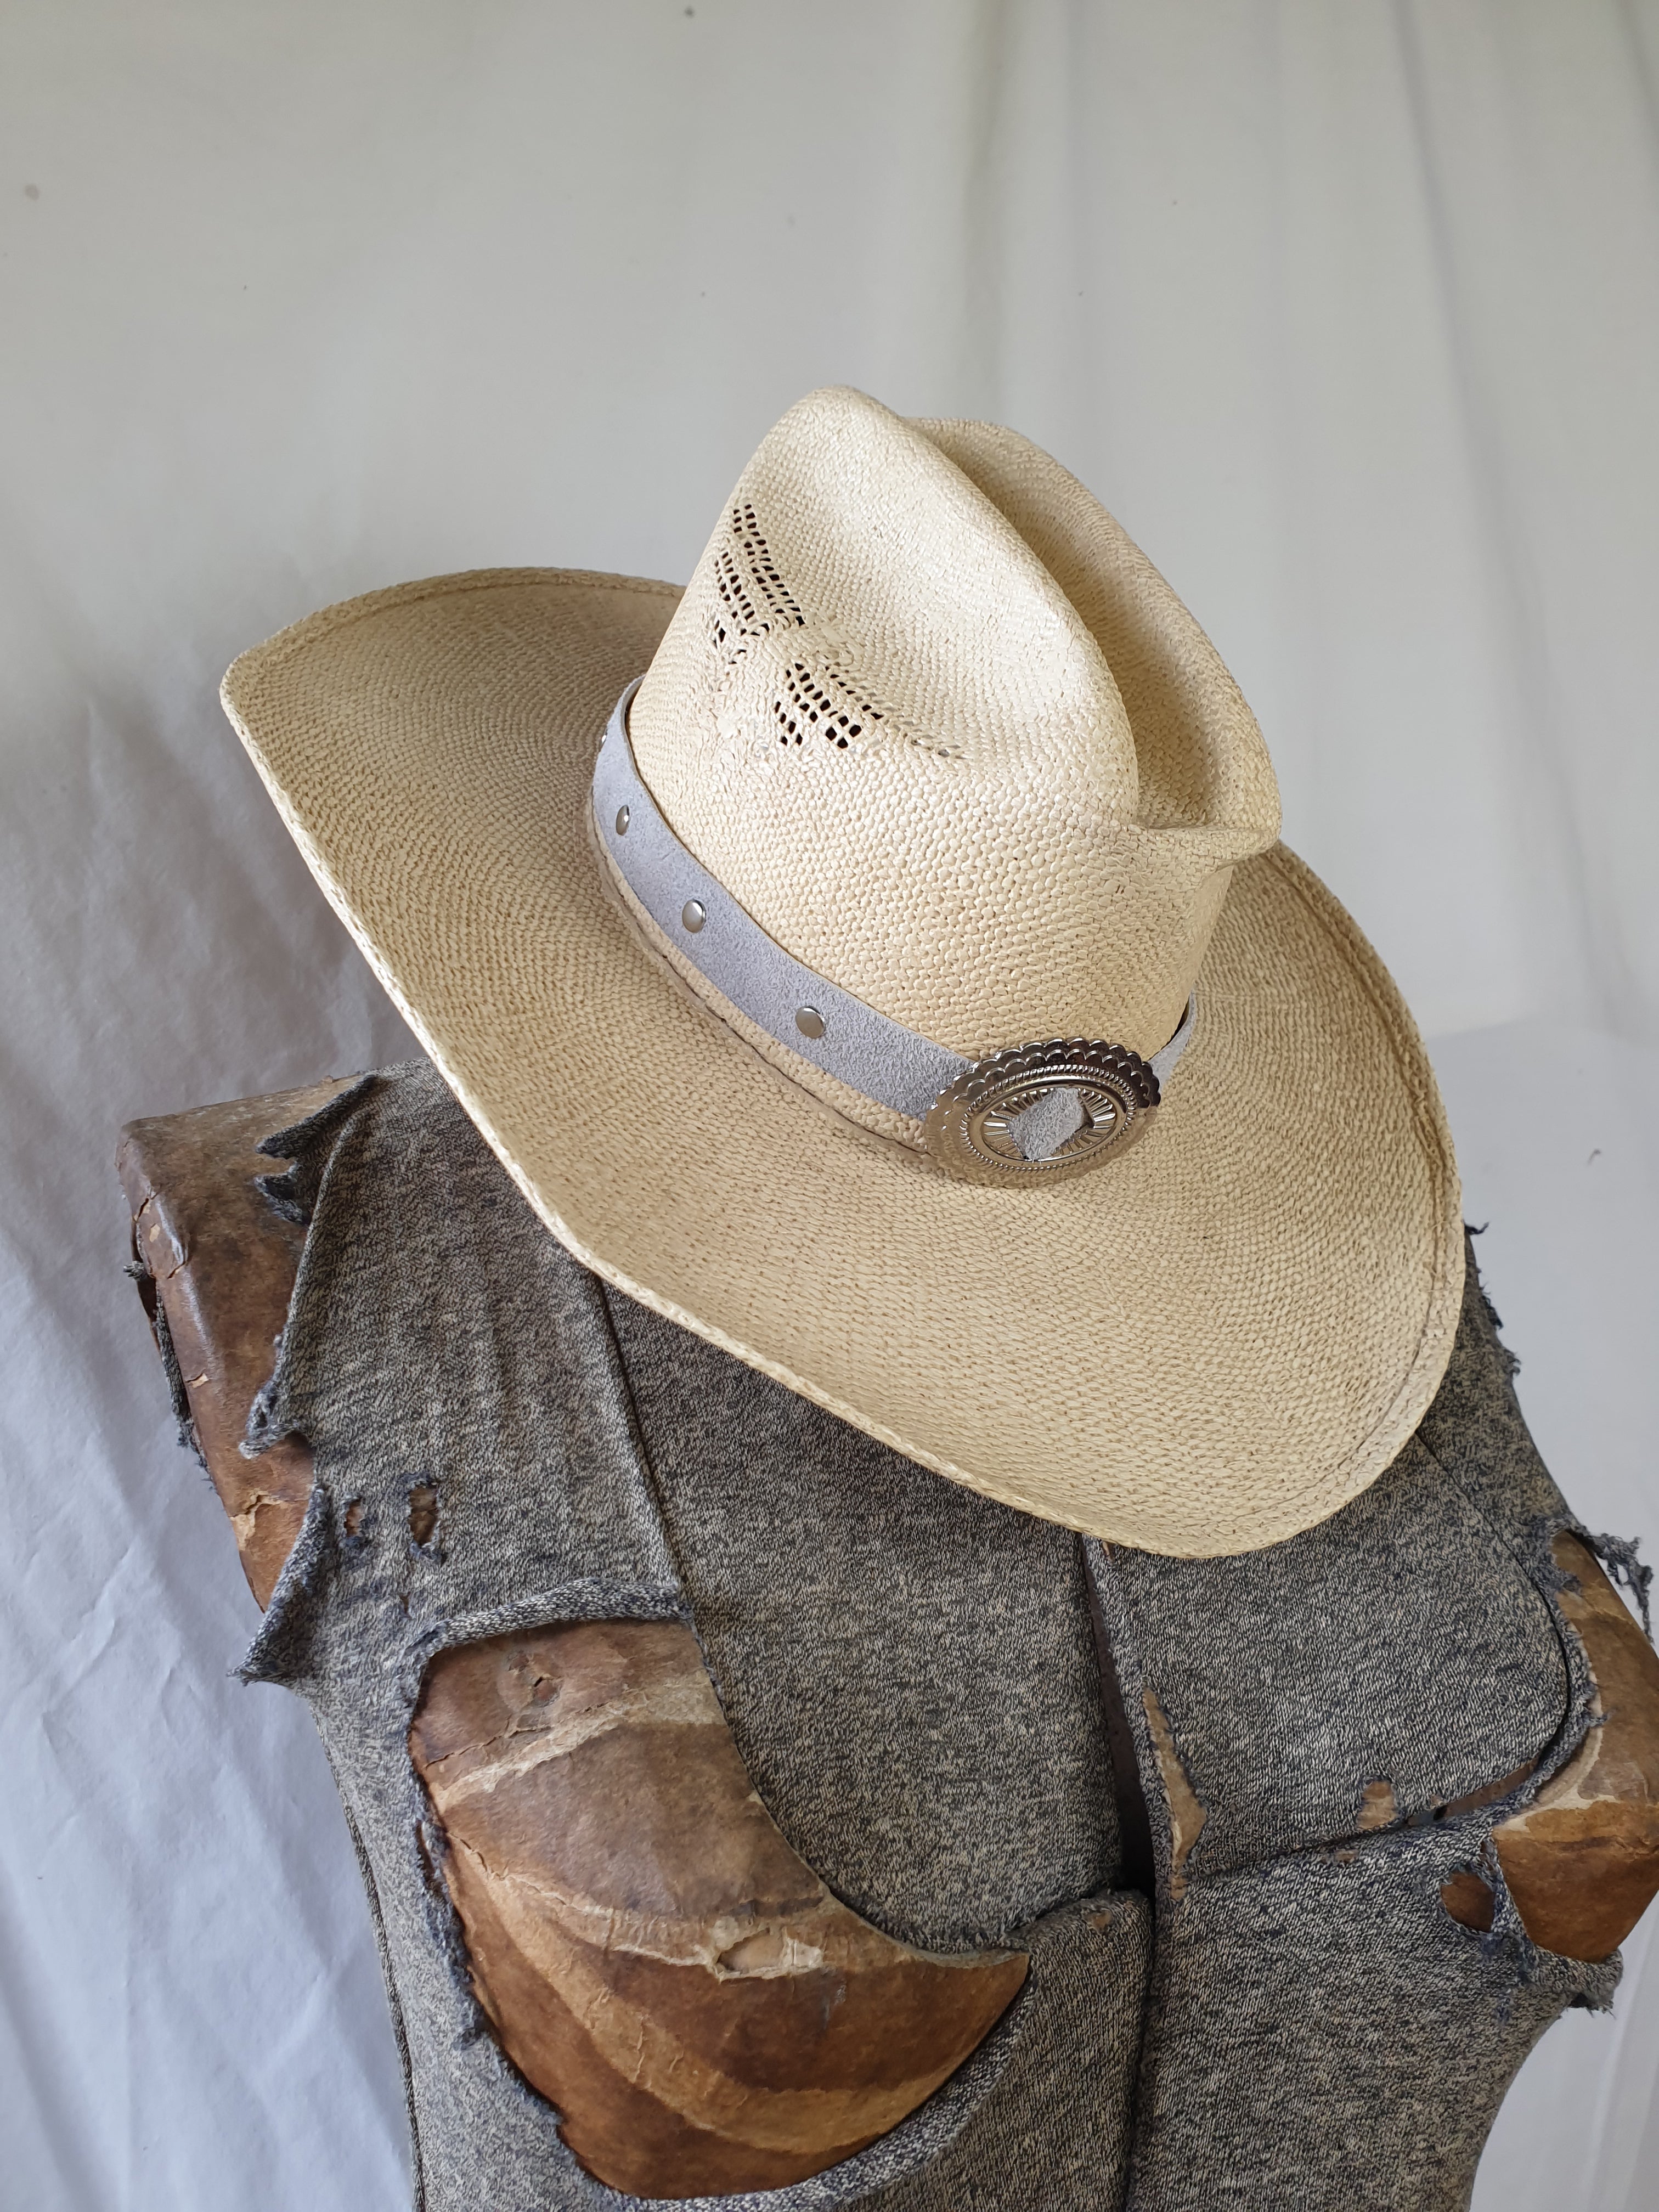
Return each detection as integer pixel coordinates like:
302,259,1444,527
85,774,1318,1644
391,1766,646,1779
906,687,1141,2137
1,4,1656,2208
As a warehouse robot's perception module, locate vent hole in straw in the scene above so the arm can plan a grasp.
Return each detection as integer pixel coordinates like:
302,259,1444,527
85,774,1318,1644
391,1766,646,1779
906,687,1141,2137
772,658,880,753
709,505,961,763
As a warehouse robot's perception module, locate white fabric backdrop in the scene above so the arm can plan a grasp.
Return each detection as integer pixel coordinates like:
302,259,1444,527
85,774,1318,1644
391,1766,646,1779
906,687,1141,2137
3,3,1656,2205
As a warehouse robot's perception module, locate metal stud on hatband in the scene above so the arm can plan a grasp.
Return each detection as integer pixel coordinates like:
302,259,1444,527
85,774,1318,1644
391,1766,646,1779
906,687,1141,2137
795,1006,826,1040
614,806,630,836
681,900,707,934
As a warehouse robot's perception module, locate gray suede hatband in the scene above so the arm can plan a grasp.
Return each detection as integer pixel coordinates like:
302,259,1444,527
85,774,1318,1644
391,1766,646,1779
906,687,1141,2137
592,680,1195,1163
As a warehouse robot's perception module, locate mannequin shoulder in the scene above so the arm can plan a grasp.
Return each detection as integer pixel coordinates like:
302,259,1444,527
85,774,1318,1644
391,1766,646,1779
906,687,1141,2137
117,1077,1027,2193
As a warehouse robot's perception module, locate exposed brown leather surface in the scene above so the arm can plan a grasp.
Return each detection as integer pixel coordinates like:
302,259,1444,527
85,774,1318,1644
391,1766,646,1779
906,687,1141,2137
1491,1534,1659,1961
409,1621,1027,2196
118,1081,348,1606
1142,1688,1205,1900
1439,1870,1497,1933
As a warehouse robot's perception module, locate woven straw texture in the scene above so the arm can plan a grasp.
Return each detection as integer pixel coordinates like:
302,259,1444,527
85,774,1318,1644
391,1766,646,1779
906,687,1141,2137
221,394,1464,1554
630,393,1279,1079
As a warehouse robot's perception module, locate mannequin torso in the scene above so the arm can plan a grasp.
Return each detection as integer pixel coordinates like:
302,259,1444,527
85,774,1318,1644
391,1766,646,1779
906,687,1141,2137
119,1070,1659,2209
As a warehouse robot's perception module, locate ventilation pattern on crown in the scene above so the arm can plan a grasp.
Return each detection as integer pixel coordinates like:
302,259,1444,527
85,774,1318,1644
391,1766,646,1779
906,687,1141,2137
709,504,959,764
712,502,805,640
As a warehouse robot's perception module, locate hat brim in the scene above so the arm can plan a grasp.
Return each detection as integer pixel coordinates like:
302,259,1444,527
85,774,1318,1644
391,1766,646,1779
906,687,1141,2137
223,567,1463,1557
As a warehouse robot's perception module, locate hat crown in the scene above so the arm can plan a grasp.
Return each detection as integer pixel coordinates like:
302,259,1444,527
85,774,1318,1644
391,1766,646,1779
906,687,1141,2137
628,388,1280,1080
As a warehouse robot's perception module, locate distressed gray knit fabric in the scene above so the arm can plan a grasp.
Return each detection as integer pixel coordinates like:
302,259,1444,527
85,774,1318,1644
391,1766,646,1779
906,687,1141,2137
240,1064,1144,2210
236,1061,1626,2211
601,1291,1121,1953
1088,1259,1623,2211
1124,1827,1609,2209
1098,1427,1572,1880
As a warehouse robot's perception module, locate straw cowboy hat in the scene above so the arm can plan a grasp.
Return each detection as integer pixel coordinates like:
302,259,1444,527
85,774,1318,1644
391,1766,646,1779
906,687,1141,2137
222,387,1462,1556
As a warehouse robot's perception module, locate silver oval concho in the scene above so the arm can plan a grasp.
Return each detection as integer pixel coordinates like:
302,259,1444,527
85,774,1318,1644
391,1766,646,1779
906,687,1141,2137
922,1039,1161,1186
